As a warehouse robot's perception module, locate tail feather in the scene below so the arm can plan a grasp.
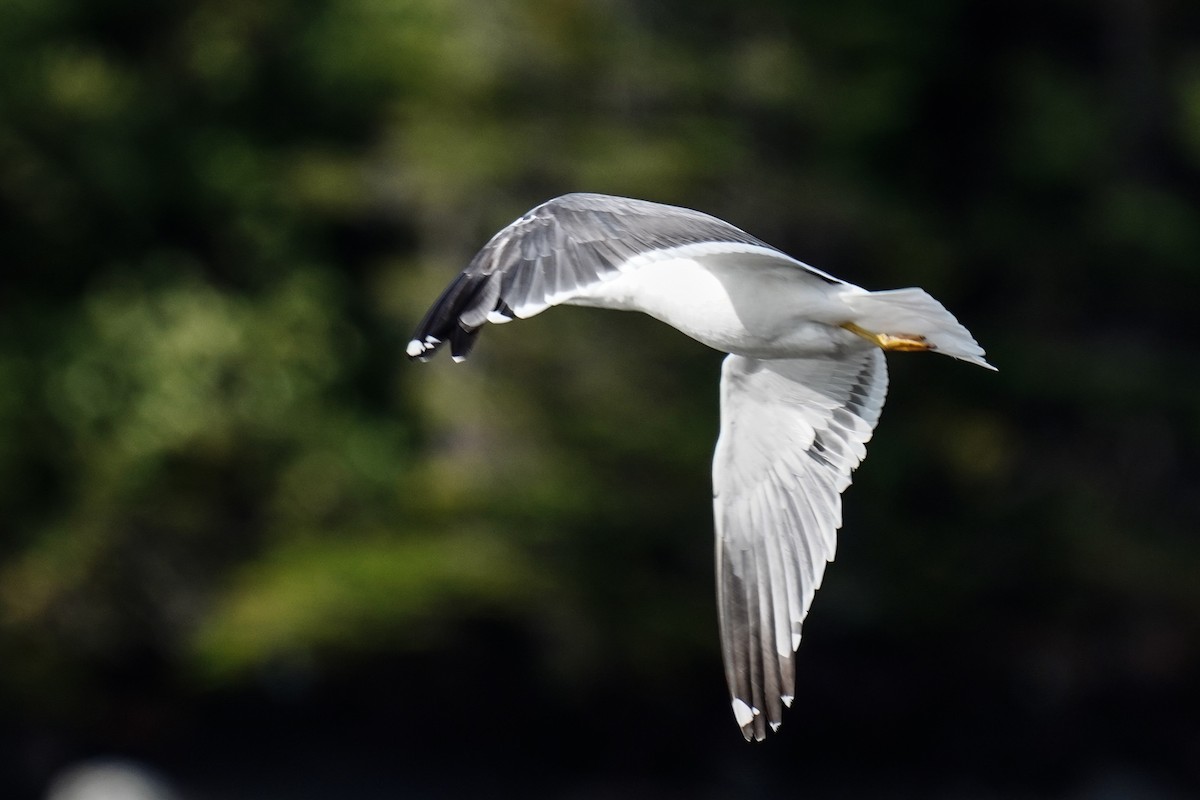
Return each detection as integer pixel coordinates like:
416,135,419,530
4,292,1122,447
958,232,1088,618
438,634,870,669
841,288,995,371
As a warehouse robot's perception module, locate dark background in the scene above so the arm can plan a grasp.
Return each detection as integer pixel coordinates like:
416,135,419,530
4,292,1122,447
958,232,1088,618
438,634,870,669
2,0,1198,797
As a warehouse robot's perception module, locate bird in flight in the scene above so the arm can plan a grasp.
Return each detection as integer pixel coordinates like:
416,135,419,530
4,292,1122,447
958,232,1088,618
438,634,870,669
407,193,994,740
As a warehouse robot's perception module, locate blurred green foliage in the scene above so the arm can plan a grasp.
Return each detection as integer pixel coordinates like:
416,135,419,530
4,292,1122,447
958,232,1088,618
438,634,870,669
1,0,1199,792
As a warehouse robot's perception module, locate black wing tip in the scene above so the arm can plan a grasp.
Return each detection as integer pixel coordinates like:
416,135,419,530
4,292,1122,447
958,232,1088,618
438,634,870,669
733,699,788,741
409,272,495,363
447,323,481,361
733,698,770,741
405,325,481,363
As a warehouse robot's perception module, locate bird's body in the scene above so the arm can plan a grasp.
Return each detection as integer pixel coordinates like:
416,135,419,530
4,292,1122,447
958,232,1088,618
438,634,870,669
563,246,855,359
408,193,993,740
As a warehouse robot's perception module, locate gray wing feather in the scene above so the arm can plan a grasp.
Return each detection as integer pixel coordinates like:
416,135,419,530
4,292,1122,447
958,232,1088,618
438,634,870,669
407,193,831,361
482,194,782,318
714,348,888,740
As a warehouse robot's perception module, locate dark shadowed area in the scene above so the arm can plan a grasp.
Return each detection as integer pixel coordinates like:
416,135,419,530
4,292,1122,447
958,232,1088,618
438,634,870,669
2,0,1198,797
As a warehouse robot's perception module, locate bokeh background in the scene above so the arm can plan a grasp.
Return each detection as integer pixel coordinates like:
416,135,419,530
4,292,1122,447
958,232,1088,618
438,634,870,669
2,0,1199,797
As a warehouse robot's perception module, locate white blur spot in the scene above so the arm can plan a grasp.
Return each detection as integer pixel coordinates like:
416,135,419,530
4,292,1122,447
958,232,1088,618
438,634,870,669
406,339,424,357
45,759,180,800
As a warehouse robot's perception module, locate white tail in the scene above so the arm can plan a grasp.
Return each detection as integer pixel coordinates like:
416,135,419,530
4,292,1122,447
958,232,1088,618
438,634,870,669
841,288,996,371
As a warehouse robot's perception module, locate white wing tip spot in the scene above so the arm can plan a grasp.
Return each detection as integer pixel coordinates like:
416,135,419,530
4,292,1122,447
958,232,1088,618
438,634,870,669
732,698,759,728
782,694,794,708
791,632,802,651
770,721,782,733
407,335,442,358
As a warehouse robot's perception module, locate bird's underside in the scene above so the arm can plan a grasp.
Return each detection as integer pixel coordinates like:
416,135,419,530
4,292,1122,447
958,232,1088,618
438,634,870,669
408,193,994,740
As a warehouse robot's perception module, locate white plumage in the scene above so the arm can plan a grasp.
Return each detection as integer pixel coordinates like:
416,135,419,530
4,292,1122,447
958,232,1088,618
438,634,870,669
408,193,994,740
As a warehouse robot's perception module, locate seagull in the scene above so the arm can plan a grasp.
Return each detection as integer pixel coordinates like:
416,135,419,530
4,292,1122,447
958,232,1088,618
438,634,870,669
407,193,994,740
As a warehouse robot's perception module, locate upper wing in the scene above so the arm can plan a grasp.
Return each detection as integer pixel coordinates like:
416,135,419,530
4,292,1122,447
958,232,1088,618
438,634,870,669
406,193,839,361
713,348,888,740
